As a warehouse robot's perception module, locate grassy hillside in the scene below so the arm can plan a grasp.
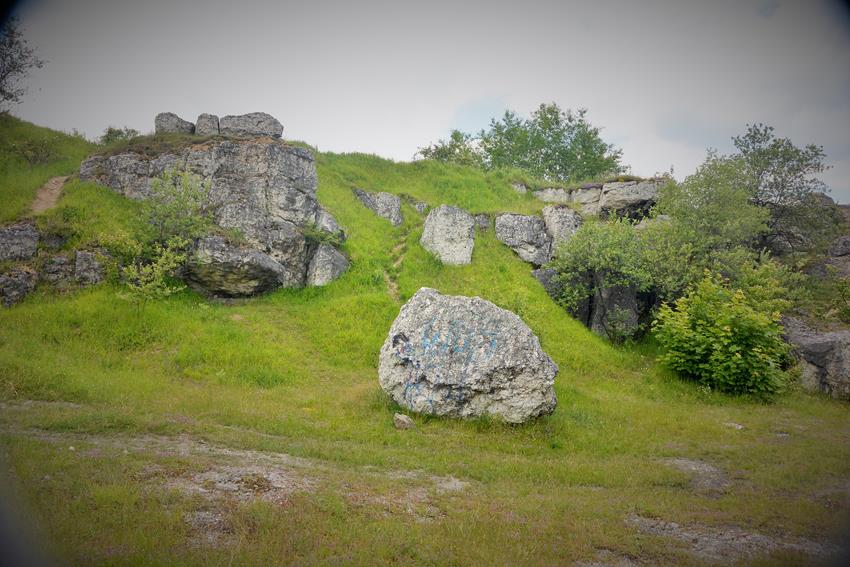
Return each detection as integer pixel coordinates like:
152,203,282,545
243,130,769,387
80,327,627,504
1,119,849,565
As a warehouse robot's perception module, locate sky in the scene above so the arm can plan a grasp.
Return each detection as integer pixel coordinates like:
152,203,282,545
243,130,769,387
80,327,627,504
8,0,850,202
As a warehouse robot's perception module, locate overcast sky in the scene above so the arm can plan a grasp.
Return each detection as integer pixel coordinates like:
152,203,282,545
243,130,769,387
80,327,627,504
9,0,850,202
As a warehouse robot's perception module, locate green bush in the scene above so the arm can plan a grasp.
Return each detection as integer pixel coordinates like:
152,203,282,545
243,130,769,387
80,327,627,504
653,273,789,397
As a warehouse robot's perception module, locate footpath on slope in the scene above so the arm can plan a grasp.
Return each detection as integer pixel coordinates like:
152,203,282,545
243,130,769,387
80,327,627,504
30,176,68,214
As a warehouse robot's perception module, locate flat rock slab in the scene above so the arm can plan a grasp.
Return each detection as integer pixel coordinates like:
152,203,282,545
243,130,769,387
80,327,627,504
420,205,475,265
495,213,552,266
353,188,403,226
219,112,283,138
379,287,557,423
663,458,730,494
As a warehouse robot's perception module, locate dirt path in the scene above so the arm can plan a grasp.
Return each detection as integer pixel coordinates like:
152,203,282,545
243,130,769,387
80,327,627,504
30,176,68,214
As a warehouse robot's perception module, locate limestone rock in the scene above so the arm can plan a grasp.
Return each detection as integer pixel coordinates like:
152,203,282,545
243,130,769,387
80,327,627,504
185,236,290,297
155,112,195,135
570,185,603,216
79,152,179,200
782,317,850,400
511,182,528,194
420,205,475,265
534,187,571,203
829,236,850,257
74,250,106,286
542,205,582,249
495,213,552,266
0,221,38,262
195,113,220,136
306,244,349,287
0,266,38,307
379,288,557,423
353,189,403,226
474,213,490,231
219,112,283,138
599,180,660,219
41,254,75,286
393,413,415,430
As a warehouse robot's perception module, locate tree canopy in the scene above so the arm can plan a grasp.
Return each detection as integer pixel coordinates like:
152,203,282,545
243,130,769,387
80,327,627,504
0,17,45,110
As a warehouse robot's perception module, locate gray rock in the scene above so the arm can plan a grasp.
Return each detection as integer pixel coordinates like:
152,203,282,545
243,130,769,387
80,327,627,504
393,413,415,430
782,317,849,400
219,112,283,138
403,195,429,214
306,244,349,287
534,187,571,203
532,267,562,298
829,236,850,257
315,208,345,240
0,222,39,262
589,278,640,340
185,236,290,297
379,288,557,423
599,180,660,219
41,254,74,286
420,205,475,265
542,205,582,250
353,189,403,226
195,113,220,136
79,152,179,200
570,185,603,216
495,213,552,266
474,213,490,231
511,182,528,194
534,268,592,325
74,250,106,286
155,112,195,135
0,267,38,307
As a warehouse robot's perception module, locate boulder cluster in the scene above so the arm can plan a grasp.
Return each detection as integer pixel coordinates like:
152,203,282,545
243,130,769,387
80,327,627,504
79,112,348,297
0,221,108,307
529,178,663,219
154,111,284,139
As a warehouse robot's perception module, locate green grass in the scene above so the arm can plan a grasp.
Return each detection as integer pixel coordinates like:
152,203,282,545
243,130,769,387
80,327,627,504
1,118,849,565
0,114,96,223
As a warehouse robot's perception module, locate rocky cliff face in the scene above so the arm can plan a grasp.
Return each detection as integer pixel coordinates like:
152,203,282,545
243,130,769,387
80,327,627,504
80,135,348,296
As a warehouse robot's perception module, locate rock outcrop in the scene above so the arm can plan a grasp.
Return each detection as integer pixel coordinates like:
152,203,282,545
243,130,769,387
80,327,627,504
219,112,283,138
782,317,850,400
80,133,347,295
495,213,551,267
353,189,403,226
542,205,581,249
379,288,558,423
0,266,38,307
306,244,350,287
195,113,220,136
0,222,38,262
533,179,664,219
155,112,195,135
420,205,475,265
74,250,106,286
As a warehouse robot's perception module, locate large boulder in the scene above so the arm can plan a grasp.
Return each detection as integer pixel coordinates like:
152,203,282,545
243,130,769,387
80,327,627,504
542,205,582,249
420,205,475,265
80,138,346,295
185,236,290,297
155,112,195,135
495,213,552,266
353,189,403,226
379,288,558,423
598,180,660,219
0,221,39,262
569,184,603,216
306,243,349,286
195,113,220,136
782,318,850,401
0,266,38,307
219,112,283,138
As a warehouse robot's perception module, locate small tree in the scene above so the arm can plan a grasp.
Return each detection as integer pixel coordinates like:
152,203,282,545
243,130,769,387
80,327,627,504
99,126,140,145
0,17,45,111
145,168,213,243
415,129,484,168
123,237,188,307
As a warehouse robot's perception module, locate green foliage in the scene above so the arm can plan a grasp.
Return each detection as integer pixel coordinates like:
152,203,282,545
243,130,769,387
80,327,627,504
145,167,212,243
0,17,45,110
653,273,789,397
302,222,342,248
732,123,839,254
417,103,623,183
122,237,188,305
99,126,140,146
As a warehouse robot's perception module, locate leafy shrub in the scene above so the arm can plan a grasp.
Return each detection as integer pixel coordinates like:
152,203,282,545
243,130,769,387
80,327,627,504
7,136,57,165
122,237,188,306
145,168,212,243
653,273,789,397
99,126,139,146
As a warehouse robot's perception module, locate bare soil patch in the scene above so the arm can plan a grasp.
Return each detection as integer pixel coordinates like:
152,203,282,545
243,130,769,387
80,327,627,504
31,176,68,214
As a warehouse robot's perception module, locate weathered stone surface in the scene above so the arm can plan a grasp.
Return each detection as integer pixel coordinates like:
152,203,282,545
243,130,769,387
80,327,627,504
195,113,220,136
589,282,640,339
0,266,38,307
353,189,403,226
185,236,290,297
542,205,581,249
393,413,415,430
570,185,602,216
534,187,571,203
420,205,475,265
155,112,195,135
79,152,179,200
829,236,850,257
782,317,850,400
0,222,38,262
474,213,490,231
219,112,283,138
599,180,660,219
306,244,349,287
495,213,552,266
41,254,74,285
379,288,557,423
511,182,528,194
74,250,106,285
